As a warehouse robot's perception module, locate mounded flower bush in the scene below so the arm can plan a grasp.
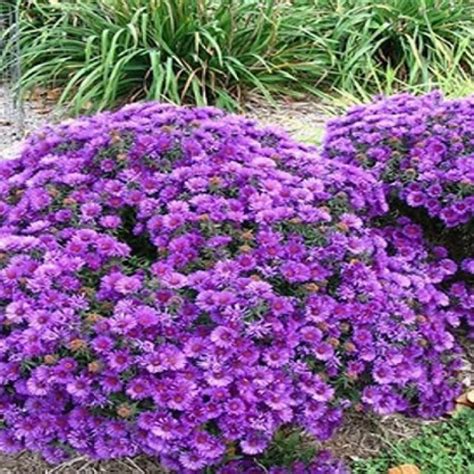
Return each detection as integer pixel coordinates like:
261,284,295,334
0,103,463,471
322,91,474,339
322,92,474,258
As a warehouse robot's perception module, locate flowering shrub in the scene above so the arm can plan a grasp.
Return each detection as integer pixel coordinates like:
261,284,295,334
0,103,462,470
322,92,474,230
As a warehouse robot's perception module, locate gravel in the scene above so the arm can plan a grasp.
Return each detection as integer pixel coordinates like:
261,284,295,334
245,97,329,145
0,84,60,159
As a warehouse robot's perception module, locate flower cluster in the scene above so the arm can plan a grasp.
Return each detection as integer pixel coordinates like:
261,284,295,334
0,102,462,471
322,92,474,229
448,259,474,338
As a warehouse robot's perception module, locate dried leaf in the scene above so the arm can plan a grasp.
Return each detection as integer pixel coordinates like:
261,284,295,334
449,403,469,416
36,107,53,116
388,464,421,474
455,391,474,408
46,88,62,101
30,87,47,101
466,390,474,405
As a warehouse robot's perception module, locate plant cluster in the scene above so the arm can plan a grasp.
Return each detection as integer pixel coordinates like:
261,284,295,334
4,0,331,112
3,0,474,113
306,0,474,99
323,92,474,250
0,102,465,471
323,91,474,338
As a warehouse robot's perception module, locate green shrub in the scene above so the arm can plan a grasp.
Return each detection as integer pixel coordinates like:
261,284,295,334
3,0,332,112
3,0,474,112
315,0,474,96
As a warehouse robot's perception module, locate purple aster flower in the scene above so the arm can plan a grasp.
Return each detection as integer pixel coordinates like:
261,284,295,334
126,377,150,400
313,342,335,361
179,451,208,470
372,364,394,384
92,335,115,353
66,375,92,399
406,191,426,207
107,350,133,371
113,274,142,295
240,432,269,455
80,202,102,221
280,261,311,283
210,326,237,348
0,432,22,454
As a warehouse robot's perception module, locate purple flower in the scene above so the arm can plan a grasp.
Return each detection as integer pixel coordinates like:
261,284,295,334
281,261,311,283
461,258,474,274
313,342,335,361
372,364,394,384
406,191,426,207
80,202,102,221
92,336,114,353
210,326,237,348
323,92,474,231
126,377,150,400
240,432,269,455
113,275,142,295
145,345,186,373
107,350,133,371
66,376,92,399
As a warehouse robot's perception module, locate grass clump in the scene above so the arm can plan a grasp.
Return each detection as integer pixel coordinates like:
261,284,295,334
307,0,474,102
2,0,331,112
3,0,474,113
352,410,474,474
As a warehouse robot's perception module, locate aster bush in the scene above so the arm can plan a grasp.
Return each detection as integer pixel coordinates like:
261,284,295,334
0,103,463,471
322,92,474,258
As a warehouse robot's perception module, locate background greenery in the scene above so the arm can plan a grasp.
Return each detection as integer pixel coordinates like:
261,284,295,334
2,0,474,113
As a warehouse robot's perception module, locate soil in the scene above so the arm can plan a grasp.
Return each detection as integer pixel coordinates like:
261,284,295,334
0,89,330,158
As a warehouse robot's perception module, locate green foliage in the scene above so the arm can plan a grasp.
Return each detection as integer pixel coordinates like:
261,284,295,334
2,0,474,112
307,0,474,98
352,410,474,474
2,0,331,112
259,428,318,468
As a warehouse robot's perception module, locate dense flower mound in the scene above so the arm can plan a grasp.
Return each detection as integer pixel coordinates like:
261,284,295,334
0,103,462,470
322,92,474,230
